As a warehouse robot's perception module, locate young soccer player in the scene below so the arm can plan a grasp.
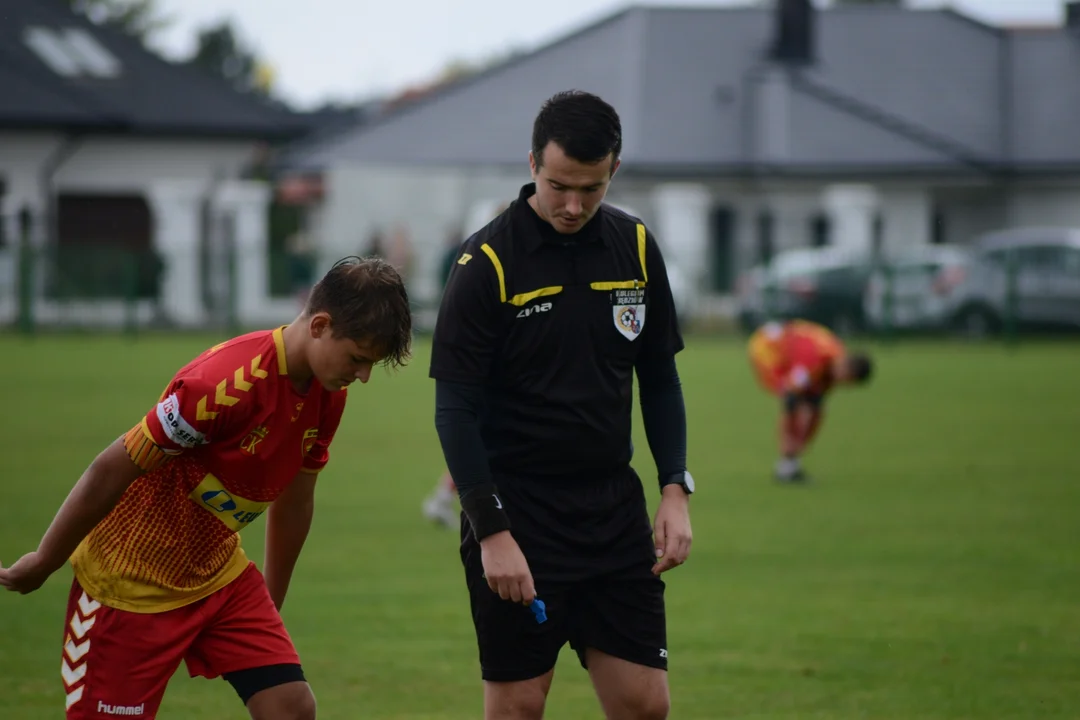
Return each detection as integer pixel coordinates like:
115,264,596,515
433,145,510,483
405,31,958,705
0,257,412,719
748,319,873,482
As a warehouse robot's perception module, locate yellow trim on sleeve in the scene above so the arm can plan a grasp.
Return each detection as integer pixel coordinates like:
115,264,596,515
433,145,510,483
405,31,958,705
479,244,506,303
139,417,155,442
636,223,648,283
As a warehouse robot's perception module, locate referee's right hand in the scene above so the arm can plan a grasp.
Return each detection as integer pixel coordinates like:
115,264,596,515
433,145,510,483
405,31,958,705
479,531,536,605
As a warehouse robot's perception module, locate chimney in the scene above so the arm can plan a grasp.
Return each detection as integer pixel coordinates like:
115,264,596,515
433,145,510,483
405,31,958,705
1067,1,1080,30
770,0,815,65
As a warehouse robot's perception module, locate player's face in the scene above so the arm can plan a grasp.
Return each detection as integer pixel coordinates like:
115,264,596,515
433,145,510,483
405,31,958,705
309,316,385,391
529,141,619,234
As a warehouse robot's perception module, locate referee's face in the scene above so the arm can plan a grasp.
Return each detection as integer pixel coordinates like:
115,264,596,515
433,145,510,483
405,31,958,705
530,141,618,234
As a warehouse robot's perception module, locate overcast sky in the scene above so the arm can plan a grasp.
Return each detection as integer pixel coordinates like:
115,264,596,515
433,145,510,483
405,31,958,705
148,0,1065,110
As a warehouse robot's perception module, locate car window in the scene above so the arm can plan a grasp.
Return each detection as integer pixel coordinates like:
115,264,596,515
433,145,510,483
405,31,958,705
1015,245,1067,269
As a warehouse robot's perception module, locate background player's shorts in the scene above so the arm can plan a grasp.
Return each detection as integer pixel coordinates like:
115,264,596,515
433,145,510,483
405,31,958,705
61,562,300,718
460,469,668,682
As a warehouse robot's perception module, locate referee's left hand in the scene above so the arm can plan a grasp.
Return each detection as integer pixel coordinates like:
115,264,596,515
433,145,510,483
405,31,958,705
652,487,692,575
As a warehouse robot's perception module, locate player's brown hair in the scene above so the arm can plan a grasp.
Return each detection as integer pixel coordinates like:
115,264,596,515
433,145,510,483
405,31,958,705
306,256,412,368
847,352,873,383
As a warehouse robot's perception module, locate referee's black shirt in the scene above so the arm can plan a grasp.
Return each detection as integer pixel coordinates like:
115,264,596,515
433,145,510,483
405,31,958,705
430,183,685,481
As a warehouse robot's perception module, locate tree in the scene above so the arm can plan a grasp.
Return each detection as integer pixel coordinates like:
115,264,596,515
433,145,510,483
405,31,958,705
69,0,170,44
186,20,274,96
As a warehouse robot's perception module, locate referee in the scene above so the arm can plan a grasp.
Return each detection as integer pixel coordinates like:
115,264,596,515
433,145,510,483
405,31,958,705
431,90,693,720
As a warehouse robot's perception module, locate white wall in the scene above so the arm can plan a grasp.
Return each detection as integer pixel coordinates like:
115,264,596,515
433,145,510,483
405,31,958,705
0,133,255,204
879,187,931,252
1006,183,1080,229
320,164,526,305
0,132,265,328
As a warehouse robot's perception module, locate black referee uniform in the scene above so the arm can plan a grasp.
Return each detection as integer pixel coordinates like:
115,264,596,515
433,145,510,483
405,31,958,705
431,182,688,682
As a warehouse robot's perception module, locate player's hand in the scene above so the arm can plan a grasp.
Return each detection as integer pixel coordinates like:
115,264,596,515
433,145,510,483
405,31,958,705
652,486,692,575
479,530,536,605
0,552,53,594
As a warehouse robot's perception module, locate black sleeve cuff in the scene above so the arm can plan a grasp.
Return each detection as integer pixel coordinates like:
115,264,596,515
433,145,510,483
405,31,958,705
459,484,511,541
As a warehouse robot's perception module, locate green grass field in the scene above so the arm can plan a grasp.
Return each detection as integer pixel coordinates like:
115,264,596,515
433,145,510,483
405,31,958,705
1,332,1078,719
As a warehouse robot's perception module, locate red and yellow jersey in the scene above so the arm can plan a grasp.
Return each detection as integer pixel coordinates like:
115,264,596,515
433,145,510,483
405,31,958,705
748,320,845,397
71,327,347,614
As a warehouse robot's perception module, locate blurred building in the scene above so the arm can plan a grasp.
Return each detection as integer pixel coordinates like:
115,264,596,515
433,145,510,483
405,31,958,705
275,0,1080,323
0,0,307,329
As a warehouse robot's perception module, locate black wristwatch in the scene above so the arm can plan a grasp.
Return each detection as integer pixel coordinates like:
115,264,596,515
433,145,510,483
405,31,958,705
660,470,695,496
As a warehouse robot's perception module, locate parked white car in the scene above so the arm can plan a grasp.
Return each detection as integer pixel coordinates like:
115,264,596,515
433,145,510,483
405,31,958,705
863,245,969,332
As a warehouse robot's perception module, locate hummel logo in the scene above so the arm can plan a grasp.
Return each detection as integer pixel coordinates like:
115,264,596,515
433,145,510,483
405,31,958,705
516,302,552,318
98,701,146,716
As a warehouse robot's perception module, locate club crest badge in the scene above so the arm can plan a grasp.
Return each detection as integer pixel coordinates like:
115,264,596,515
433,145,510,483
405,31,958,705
611,287,646,340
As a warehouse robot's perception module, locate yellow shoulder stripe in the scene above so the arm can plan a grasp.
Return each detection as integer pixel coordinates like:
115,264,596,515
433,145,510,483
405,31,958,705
480,243,506,303
636,223,648,283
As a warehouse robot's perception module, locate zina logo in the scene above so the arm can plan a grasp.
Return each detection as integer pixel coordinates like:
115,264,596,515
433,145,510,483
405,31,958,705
516,302,553,319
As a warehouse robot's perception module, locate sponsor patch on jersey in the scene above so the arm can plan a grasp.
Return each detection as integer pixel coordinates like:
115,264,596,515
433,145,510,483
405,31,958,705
189,473,271,532
156,393,206,448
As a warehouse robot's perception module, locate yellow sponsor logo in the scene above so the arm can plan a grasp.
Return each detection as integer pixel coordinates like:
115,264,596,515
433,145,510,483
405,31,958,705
189,474,271,532
302,428,319,457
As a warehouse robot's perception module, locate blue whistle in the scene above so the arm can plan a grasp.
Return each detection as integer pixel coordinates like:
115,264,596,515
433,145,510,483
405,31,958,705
530,598,547,624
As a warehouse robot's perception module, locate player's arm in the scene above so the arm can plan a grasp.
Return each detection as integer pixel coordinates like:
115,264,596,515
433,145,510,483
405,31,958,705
264,472,316,612
430,237,534,604
636,227,692,575
430,238,507,537
0,439,143,594
263,392,345,611
1,375,225,595
635,229,689,494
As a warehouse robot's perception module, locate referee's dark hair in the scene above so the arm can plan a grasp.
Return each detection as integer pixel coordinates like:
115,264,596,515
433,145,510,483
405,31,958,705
532,90,622,173
847,352,873,384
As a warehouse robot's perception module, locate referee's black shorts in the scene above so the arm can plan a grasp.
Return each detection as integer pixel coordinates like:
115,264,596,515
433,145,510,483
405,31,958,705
459,467,668,682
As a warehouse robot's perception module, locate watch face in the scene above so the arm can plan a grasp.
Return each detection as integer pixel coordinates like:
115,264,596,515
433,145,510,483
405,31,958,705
683,471,695,494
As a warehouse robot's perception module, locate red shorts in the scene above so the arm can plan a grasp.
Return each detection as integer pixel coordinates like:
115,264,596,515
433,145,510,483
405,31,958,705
61,562,300,718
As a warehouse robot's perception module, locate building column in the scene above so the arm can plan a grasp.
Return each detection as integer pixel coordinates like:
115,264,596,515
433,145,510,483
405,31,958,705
880,188,931,254
821,183,880,255
148,180,207,327
650,183,712,293
212,180,272,326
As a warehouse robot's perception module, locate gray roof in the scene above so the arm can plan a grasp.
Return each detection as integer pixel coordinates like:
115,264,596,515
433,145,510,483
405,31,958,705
277,5,1080,176
0,0,306,139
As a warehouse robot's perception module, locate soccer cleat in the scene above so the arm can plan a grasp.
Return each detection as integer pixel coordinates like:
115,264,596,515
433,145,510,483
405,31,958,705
774,467,810,484
773,458,809,484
